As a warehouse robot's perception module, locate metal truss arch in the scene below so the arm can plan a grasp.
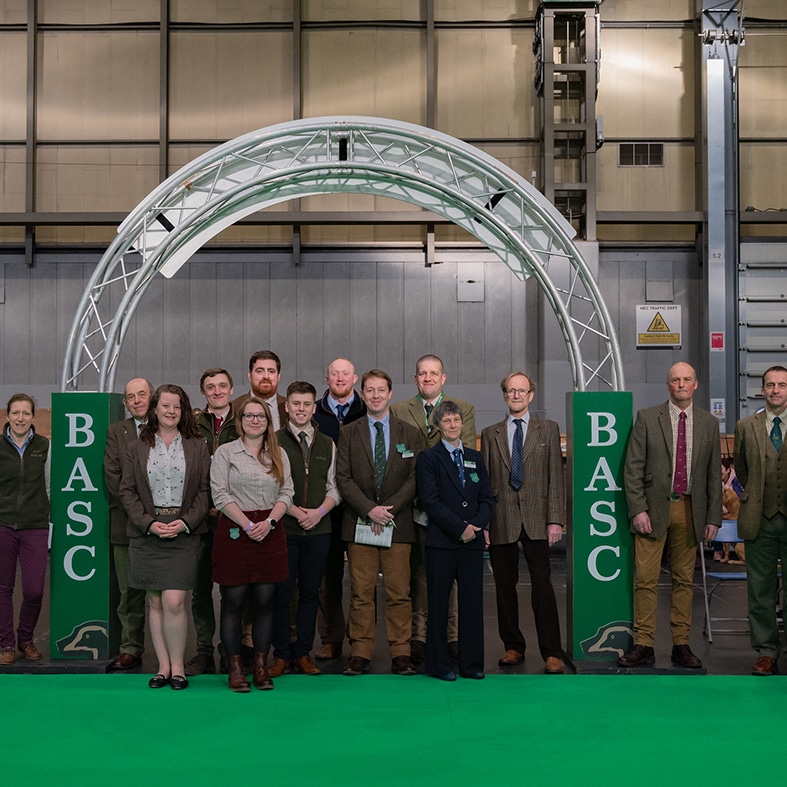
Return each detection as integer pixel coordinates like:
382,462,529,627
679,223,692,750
61,116,624,393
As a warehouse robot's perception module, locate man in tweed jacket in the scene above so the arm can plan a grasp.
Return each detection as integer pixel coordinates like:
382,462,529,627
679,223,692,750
481,371,566,675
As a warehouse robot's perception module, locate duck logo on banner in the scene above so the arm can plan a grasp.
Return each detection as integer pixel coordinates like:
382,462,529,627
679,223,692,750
56,620,109,660
580,621,634,660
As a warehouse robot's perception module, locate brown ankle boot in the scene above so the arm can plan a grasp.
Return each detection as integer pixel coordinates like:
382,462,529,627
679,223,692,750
228,654,250,693
253,652,274,690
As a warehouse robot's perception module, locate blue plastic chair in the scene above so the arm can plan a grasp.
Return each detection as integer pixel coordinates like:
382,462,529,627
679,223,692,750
701,520,748,643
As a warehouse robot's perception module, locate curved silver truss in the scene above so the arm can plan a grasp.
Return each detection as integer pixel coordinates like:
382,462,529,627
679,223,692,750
61,116,624,392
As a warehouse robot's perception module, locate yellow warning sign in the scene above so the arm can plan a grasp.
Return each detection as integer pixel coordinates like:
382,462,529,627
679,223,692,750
636,304,682,347
646,312,670,333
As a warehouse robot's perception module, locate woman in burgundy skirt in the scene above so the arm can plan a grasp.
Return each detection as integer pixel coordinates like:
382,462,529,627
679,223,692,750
210,397,293,691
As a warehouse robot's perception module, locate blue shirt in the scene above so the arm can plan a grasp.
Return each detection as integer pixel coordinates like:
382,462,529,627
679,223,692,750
367,413,391,459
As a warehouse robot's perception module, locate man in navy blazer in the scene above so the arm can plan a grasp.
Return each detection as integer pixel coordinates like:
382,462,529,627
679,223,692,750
417,401,494,680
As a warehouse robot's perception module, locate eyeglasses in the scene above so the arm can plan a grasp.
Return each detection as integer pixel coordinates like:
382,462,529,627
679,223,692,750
242,413,267,421
505,388,531,397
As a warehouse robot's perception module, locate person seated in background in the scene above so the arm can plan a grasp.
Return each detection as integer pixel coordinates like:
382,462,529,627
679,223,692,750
713,457,744,563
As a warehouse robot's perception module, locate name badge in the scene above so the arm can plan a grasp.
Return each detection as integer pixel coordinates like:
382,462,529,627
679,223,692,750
464,460,477,469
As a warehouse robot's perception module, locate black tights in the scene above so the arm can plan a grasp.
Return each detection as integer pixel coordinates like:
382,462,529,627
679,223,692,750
219,583,275,656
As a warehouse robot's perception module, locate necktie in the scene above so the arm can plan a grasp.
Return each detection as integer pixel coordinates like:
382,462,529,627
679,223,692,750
453,448,466,487
336,403,347,423
298,431,310,467
424,402,434,425
673,411,688,497
509,419,524,491
215,414,223,431
374,422,386,496
771,416,783,453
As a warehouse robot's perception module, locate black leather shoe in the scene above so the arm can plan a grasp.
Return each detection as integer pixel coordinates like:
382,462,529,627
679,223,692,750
170,675,189,690
671,644,702,669
148,673,169,689
436,671,457,682
617,644,655,668
461,670,485,680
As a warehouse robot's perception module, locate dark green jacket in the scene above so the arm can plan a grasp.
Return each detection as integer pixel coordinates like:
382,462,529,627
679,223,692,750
277,425,334,537
0,427,50,530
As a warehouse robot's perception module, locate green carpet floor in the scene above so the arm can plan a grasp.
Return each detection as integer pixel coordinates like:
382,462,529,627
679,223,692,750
5,674,785,786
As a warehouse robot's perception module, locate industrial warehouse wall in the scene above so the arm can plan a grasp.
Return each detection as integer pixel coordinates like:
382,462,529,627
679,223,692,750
0,245,714,428
0,1,785,422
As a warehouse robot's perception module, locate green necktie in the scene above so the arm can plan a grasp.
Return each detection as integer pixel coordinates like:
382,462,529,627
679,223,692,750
771,416,783,453
299,431,310,466
374,421,386,496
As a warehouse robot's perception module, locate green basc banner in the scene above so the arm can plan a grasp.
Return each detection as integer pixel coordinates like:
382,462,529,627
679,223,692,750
50,393,124,660
566,391,634,661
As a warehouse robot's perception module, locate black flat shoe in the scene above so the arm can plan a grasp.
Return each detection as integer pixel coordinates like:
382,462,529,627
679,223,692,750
148,673,170,689
170,675,189,690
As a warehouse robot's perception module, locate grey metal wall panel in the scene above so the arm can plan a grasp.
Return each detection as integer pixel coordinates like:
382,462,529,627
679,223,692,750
0,247,705,428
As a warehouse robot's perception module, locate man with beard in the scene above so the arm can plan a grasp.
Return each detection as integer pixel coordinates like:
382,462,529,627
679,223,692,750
233,350,287,431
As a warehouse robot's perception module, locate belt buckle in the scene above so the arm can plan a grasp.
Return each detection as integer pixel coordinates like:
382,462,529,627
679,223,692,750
670,492,681,502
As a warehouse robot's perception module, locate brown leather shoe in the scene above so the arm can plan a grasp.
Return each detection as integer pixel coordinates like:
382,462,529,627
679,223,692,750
268,657,291,678
110,653,142,671
185,652,216,676
293,655,321,675
752,655,777,676
0,647,15,665
315,642,340,660
391,655,417,675
544,656,564,674
498,649,524,666
410,639,425,664
343,656,370,676
227,654,251,692
671,644,702,669
18,642,42,660
253,653,274,690
617,644,655,668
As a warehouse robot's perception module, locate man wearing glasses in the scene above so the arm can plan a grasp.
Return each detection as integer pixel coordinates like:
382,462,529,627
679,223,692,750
481,372,566,674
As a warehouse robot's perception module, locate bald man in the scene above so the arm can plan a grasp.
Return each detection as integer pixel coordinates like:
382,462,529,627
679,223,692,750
619,362,721,669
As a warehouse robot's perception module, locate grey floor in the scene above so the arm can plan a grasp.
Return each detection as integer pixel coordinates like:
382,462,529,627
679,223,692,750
4,545,766,676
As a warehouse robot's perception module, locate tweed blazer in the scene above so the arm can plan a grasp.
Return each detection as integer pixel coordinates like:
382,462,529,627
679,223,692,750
119,435,211,539
416,443,494,551
391,394,477,449
481,416,564,545
336,415,424,543
104,417,140,545
624,401,722,541
734,410,786,539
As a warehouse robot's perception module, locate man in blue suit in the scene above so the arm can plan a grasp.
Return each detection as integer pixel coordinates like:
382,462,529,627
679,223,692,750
416,401,494,681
